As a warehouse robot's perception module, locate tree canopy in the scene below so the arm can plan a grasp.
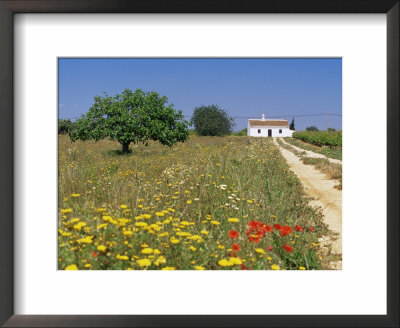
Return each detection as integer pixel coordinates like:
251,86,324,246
69,89,190,152
305,126,319,132
191,105,235,136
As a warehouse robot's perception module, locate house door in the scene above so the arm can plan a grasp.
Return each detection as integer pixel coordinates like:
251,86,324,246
268,129,272,137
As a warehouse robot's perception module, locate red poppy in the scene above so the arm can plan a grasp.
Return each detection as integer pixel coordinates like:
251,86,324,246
248,220,258,229
295,225,304,232
240,264,247,270
280,225,293,237
274,223,281,230
248,234,261,243
228,252,237,257
228,230,239,239
264,225,273,233
232,243,241,252
266,245,273,251
282,244,293,252
90,251,98,258
309,227,314,232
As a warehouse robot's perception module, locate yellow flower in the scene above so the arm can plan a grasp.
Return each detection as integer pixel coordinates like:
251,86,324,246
65,264,78,270
186,200,192,205
141,248,153,254
137,258,151,267
194,266,205,270
218,259,234,267
218,245,225,250
135,222,148,227
255,248,265,254
153,249,161,255
271,264,280,270
176,231,191,237
77,236,94,244
97,223,108,229
211,220,220,225
155,212,165,217
154,256,166,266
102,215,112,222
201,230,209,235
116,254,129,260
161,267,176,270
71,193,80,197
267,256,272,261
227,218,239,223
97,245,107,252
123,230,133,236
189,246,196,251
70,218,80,223
229,257,242,265
120,204,127,209
170,237,180,244
73,223,86,231
142,214,152,219
299,266,306,270
84,264,91,268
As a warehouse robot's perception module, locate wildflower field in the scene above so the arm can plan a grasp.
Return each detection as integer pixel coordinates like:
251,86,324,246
58,135,330,270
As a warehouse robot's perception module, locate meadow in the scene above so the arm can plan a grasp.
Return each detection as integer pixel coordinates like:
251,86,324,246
58,135,330,270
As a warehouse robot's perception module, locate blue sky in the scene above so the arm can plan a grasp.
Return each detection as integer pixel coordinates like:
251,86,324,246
58,58,342,131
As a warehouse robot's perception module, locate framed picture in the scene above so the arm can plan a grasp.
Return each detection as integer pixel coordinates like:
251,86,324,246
1,0,398,327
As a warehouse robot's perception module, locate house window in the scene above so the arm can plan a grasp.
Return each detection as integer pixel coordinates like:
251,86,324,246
279,129,282,134
258,129,261,134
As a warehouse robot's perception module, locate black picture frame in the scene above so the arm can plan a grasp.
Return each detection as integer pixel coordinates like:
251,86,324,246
0,1,398,327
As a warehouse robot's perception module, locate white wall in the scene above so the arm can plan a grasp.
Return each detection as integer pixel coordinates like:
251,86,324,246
248,126,293,137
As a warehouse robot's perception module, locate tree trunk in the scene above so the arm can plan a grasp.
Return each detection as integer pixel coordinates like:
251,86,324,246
121,142,130,153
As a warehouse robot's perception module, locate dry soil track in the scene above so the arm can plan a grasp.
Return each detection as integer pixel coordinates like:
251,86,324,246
273,138,342,269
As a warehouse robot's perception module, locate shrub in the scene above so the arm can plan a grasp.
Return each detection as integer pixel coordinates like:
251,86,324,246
191,105,235,136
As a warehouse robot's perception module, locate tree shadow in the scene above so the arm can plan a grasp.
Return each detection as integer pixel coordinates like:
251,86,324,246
104,149,134,157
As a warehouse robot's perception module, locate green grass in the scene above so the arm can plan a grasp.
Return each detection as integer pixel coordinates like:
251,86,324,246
284,137,342,160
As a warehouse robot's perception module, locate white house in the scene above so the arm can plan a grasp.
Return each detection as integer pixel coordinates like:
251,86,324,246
248,114,294,137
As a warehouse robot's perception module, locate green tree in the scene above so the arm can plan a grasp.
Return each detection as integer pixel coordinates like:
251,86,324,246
327,127,336,132
58,119,74,134
232,128,247,136
191,105,235,136
306,126,319,132
69,89,190,153
289,118,295,130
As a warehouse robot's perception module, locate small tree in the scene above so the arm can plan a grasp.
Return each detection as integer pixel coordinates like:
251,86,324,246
306,126,319,132
289,118,295,130
191,105,235,136
232,127,247,136
69,89,190,153
58,119,74,134
327,127,336,132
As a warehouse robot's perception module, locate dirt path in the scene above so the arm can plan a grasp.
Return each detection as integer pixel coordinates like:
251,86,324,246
273,138,342,269
280,138,342,165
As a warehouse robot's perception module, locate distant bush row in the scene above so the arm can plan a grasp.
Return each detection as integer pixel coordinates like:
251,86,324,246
292,130,342,147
